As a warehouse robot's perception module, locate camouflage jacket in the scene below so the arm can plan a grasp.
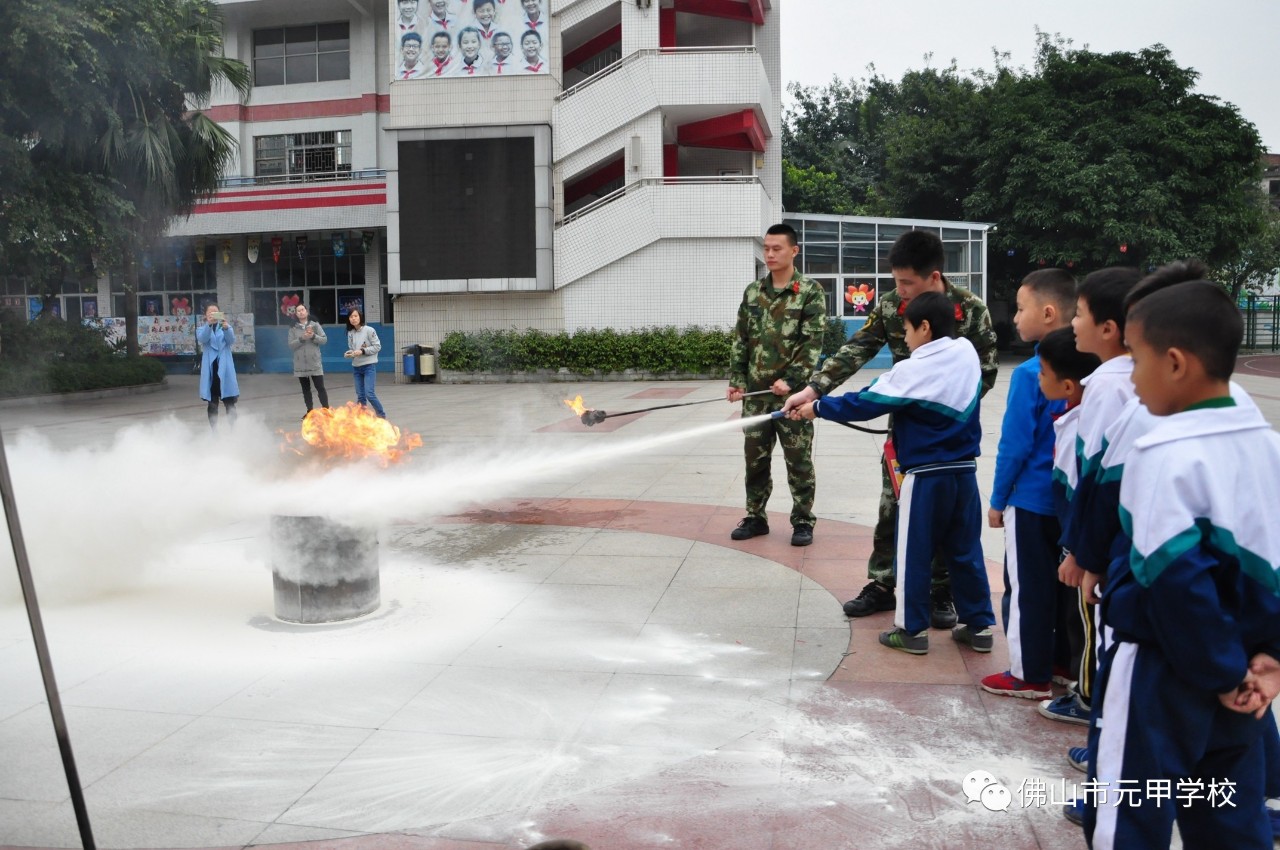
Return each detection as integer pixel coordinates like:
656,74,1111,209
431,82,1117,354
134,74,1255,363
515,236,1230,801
810,281,999,397
730,270,827,393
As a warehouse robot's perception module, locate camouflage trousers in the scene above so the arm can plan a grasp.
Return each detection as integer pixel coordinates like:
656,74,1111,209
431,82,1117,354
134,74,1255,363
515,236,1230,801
742,397,815,527
868,449,953,590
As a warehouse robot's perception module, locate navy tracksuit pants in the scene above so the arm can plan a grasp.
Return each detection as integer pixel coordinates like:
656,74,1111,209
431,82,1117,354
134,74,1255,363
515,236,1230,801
999,507,1062,684
895,462,994,634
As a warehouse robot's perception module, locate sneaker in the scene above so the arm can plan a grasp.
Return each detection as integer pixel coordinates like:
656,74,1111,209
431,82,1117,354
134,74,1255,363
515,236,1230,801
1038,693,1091,726
1052,664,1076,687
1068,746,1089,773
1063,799,1084,826
879,627,929,655
952,624,994,653
790,524,813,547
980,671,1052,699
730,517,769,541
929,585,958,629
843,581,896,618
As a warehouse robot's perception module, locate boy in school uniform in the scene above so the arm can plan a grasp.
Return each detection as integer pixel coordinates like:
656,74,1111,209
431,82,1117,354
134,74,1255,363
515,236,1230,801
1040,266,1142,725
1084,279,1280,850
983,268,1078,698
791,291,994,655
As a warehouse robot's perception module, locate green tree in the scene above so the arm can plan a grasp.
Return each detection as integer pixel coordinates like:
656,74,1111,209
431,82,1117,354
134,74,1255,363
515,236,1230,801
0,0,248,354
966,34,1265,274
1216,206,1280,300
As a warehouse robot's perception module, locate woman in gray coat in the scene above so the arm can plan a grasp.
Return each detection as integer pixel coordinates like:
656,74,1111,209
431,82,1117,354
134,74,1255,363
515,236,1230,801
288,304,329,417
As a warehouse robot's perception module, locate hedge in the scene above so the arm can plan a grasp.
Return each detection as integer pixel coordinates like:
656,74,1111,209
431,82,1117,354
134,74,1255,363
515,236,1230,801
438,320,849,375
0,311,166,398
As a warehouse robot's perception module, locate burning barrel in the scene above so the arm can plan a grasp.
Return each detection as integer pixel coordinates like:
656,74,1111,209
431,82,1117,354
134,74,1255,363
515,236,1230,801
270,515,380,624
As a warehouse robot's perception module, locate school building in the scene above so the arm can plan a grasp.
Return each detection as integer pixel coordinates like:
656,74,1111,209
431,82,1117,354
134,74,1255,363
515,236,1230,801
16,0,994,374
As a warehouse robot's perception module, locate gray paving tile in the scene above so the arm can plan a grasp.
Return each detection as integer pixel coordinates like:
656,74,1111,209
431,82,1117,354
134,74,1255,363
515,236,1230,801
450,618,645,673
503,582,667,624
648,585,801,628
544,553,683,586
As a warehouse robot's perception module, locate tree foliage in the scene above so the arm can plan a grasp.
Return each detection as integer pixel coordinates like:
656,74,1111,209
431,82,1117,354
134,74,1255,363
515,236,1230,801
0,0,248,352
782,34,1269,282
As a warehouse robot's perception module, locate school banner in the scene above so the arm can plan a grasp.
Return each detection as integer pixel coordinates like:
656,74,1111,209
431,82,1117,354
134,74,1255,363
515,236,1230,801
83,315,256,355
391,0,548,81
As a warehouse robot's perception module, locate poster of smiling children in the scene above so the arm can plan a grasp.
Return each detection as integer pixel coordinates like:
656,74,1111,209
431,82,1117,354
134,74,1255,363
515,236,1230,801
392,0,547,80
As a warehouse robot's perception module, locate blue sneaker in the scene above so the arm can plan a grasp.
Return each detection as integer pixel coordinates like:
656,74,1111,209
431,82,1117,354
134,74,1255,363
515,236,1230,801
1038,693,1091,726
1063,799,1084,826
1068,746,1089,773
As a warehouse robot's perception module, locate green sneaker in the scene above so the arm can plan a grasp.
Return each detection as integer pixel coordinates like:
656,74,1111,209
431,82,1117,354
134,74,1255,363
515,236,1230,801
879,627,929,655
952,624,994,653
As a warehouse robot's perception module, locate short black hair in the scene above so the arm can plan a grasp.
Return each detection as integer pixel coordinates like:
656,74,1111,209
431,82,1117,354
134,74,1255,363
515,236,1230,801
1038,327,1100,383
401,31,423,45
1124,259,1209,311
1077,266,1141,335
521,29,542,44
888,230,944,278
1020,268,1077,319
765,223,798,246
1127,282,1241,381
458,26,482,44
431,31,451,45
904,291,955,340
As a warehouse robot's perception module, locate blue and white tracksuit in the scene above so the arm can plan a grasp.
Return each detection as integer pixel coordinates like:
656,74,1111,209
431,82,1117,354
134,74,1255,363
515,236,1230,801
814,337,992,634
991,350,1066,683
1085,399,1280,850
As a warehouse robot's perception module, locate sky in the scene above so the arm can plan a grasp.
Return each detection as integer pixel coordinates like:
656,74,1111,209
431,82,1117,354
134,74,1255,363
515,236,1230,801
780,0,1279,152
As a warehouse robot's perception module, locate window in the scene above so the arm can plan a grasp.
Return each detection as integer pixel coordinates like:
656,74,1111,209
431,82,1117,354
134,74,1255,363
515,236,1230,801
110,243,217,319
253,23,349,86
248,232,367,327
254,131,352,181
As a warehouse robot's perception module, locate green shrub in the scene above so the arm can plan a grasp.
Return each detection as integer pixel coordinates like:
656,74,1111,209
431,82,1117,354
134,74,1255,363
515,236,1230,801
439,325,736,376
0,311,166,398
822,317,850,358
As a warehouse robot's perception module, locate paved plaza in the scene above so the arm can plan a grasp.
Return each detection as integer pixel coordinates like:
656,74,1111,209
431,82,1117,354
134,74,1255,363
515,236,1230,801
2,356,1279,850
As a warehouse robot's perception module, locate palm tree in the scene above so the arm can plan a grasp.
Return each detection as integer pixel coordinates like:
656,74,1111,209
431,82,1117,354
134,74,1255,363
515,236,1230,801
91,0,251,355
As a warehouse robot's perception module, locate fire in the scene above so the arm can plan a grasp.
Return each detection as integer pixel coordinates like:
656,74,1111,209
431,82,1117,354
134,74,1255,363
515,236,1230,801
564,395,588,416
283,402,423,467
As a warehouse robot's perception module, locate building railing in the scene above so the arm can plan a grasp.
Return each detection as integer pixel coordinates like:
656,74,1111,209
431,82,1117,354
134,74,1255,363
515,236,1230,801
557,175,762,226
217,169,386,189
557,46,758,102
1242,294,1280,351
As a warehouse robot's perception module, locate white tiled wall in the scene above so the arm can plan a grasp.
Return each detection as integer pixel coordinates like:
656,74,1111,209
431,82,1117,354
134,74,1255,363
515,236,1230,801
391,291,567,353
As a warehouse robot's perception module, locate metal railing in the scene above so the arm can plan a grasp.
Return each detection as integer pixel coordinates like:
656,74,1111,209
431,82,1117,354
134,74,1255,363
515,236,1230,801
557,45,758,102
557,174,762,227
1242,294,1280,351
217,168,386,189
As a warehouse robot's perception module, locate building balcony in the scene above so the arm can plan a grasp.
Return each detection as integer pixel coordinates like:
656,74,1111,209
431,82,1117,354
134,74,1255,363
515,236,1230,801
553,47,774,162
166,171,387,237
554,175,771,285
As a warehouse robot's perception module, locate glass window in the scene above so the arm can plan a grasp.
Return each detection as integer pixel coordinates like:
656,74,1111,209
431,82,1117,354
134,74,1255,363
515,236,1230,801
803,244,838,275
253,23,349,87
841,220,876,240
943,241,968,274
248,231,367,327
942,227,969,239
878,224,910,240
970,241,984,273
803,219,839,241
841,242,875,275
110,242,217,317
253,130,352,181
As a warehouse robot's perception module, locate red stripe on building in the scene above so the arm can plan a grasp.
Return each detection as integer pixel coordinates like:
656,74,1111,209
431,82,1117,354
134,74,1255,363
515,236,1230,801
192,194,387,214
208,182,385,200
203,94,389,123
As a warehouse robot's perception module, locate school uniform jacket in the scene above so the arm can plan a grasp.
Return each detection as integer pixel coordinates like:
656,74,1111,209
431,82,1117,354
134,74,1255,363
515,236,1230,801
1110,400,1280,693
1061,356,1134,562
814,336,982,470
1051,404,1083,532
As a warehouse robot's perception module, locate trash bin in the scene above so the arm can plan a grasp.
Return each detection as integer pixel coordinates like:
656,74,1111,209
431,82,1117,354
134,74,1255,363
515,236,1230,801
419,345,437,383
402,345,421,382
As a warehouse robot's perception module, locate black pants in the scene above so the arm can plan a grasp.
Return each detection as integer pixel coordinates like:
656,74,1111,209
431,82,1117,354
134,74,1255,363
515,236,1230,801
299,375,329,411
207,359,238,430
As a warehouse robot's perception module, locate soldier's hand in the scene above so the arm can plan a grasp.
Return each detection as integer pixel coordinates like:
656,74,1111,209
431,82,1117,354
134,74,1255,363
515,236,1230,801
771,379,791,396
726,386,744,402
782,385,817,413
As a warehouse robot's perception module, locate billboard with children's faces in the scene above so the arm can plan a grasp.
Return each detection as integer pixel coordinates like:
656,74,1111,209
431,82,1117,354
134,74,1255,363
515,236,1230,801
392,0,547,80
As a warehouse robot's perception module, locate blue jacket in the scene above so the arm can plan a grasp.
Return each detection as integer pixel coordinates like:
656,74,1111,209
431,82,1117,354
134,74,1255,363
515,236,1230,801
814,337,982,470
989,351,1062,515
197,322,240,401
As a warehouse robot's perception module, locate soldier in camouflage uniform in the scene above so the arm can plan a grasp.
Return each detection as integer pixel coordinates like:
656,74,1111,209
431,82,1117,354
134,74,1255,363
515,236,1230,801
784,230,998,623
728,223,827,547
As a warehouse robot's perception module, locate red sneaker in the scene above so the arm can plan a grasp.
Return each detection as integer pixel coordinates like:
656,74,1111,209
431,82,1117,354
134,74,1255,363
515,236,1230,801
981,671,1052,699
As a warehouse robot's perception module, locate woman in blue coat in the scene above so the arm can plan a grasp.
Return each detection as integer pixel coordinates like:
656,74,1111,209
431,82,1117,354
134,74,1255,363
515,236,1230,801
197,303,240,430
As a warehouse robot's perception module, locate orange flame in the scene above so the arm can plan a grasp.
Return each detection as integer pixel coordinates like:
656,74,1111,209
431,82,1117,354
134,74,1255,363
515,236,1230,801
563,395,588,416
283,402,423,467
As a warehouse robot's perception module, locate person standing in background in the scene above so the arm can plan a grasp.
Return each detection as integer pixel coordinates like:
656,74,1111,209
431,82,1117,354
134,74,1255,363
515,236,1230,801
289,304,329,419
